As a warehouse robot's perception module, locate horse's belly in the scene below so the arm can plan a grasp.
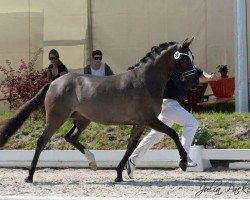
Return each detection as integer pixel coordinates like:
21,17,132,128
78,103,148,125
82,110,138,124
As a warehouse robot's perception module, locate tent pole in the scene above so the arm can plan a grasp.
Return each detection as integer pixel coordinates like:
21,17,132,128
234,0,249,112
87,0,93,65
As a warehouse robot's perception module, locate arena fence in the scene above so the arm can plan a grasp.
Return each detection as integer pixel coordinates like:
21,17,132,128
0,146,250,171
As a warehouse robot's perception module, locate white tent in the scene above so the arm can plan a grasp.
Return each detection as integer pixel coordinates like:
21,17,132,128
0,0,88,71
0,0,249,110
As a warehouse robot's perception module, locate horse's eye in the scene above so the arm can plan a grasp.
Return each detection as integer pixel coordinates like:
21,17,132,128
181,57,189,62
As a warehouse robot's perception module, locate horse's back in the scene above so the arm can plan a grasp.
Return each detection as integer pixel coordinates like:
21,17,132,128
45,72,162,125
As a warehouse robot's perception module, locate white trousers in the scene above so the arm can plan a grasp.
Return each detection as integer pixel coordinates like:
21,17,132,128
130,99,199,165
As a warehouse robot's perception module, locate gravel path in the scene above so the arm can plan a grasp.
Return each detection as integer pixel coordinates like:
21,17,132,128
0,167,249,199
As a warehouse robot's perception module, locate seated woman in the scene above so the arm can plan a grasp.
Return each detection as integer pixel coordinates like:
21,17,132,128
46,49,68,81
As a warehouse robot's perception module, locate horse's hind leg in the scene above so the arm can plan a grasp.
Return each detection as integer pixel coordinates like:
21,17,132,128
25,114,68,183
64,117,97,170
25,126,56,182
115,125,145,182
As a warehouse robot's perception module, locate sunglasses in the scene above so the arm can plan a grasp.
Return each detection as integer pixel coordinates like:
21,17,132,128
94,57,102,60
49,57,58,61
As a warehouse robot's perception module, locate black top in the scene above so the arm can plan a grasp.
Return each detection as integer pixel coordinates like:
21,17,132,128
163,67,203,103
48,64,68,81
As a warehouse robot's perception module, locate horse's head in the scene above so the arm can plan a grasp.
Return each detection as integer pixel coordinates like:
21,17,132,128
173,37,199,90
127,40,199,90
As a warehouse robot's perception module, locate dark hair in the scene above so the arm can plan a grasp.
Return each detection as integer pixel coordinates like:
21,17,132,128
49,49,59,59
127,66,135,70
151,46,157,52
92,50,103,58
48,49,63,65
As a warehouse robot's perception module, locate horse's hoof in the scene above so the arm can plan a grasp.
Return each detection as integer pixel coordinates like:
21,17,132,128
25,177,33,183
115,177,123,182
89,162,97,171
179,161,187,171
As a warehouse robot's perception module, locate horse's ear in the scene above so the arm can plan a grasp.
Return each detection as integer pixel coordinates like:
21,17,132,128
188,37,194,46
182,37,194,48
183,38,189,44
182,38,189,48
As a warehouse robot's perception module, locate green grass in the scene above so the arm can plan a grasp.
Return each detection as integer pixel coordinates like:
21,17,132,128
1,111,250,150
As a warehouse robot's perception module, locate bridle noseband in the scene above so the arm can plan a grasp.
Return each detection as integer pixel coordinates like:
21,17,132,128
174,51,197,81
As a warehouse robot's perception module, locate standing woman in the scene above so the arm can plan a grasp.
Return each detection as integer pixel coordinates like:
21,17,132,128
46,49,68,81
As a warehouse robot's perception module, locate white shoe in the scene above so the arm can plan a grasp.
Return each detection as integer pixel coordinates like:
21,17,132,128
179,156,197,167
126,158,135,179
187,156,197,167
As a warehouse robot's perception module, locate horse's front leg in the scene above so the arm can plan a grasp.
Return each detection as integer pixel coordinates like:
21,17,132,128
149,117,187,171
115,125,145,182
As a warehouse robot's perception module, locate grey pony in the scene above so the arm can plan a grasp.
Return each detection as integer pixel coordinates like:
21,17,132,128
0,38,197,182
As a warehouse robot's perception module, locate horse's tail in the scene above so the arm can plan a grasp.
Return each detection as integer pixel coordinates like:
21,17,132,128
0,83,51,148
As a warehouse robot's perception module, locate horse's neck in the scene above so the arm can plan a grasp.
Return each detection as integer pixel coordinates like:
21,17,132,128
138,61,171,98
153,52,173,81
155,47,177,85
134,45,177,97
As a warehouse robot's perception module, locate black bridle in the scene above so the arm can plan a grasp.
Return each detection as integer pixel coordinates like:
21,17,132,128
174,51,197,81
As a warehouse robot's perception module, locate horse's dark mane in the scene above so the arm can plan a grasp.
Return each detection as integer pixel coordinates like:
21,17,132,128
127,41,177,70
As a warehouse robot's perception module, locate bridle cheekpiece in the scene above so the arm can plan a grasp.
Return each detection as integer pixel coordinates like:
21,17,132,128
174,51,197,81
